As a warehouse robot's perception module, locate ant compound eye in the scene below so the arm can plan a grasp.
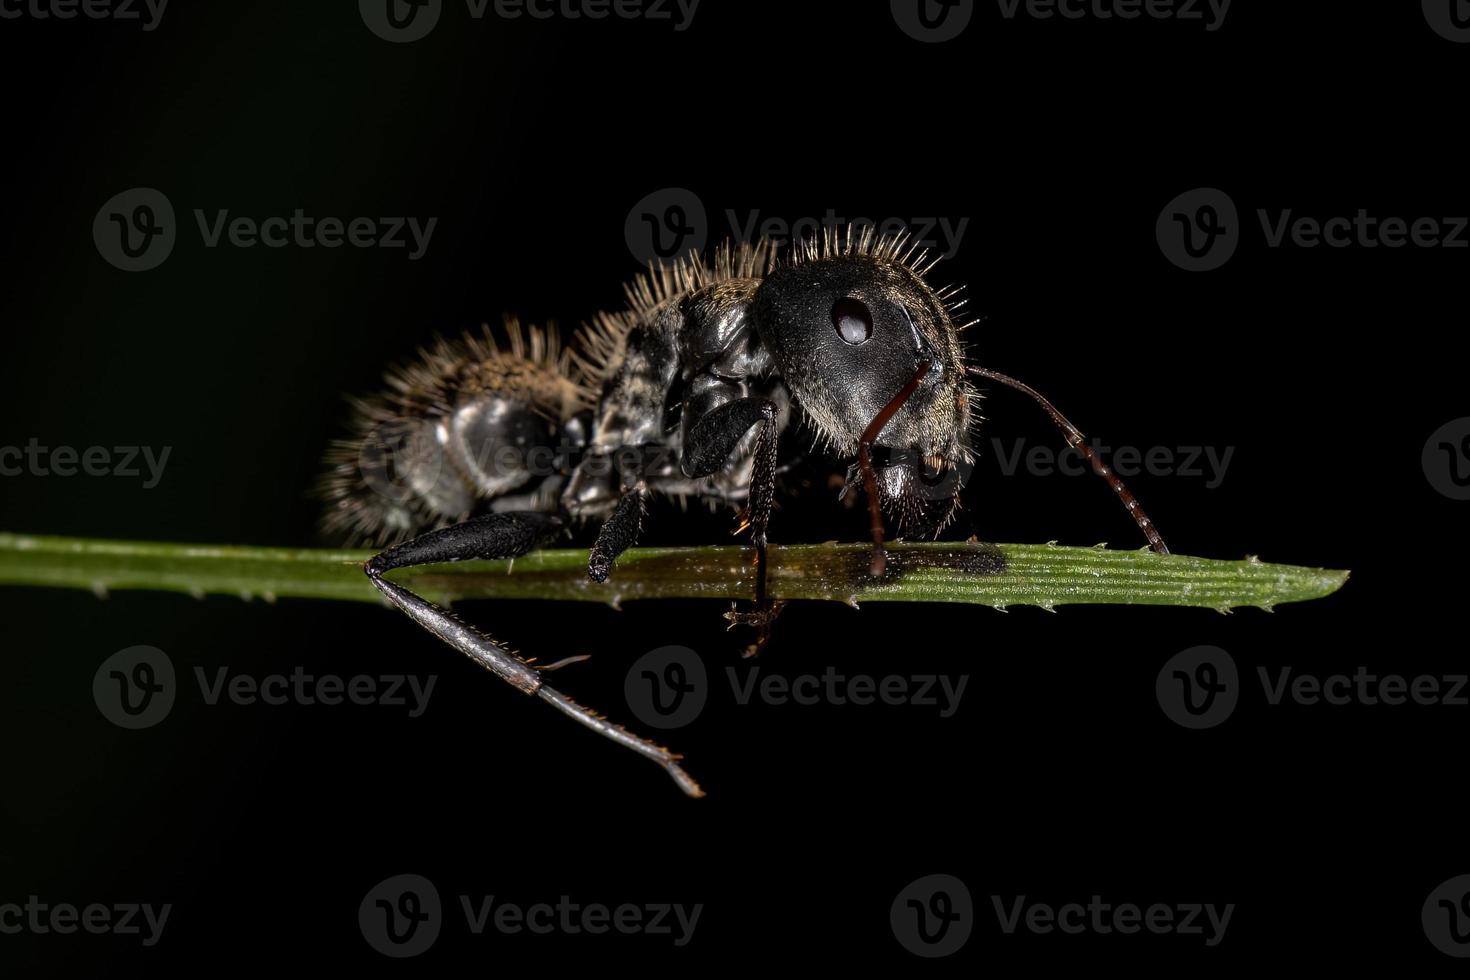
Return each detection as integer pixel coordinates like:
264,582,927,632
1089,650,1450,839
831,297,873,346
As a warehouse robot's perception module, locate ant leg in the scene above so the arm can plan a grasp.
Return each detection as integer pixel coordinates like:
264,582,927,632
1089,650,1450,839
682,398,782,647
681,398,778,480
588,483,647,583
366,511,704,798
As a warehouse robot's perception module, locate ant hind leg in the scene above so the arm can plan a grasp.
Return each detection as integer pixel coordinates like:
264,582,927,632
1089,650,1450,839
365,510,704,798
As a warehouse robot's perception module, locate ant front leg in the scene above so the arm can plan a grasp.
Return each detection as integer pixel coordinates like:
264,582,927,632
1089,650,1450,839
682,397,782,650
364,511,704,797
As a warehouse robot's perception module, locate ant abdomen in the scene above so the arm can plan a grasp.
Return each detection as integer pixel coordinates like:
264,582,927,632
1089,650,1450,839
316,319,590,546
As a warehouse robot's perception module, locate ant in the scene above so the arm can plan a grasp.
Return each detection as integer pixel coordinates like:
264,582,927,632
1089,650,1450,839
318,226,1167,796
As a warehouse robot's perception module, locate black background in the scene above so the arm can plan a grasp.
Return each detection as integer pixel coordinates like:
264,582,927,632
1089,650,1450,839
1,0,1465,972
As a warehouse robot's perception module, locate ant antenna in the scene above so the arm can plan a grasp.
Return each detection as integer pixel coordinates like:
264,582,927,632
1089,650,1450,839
968,366,1169,555
858,360,932,577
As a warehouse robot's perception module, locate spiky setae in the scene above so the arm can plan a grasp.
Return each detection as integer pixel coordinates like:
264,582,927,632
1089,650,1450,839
570,238,780,391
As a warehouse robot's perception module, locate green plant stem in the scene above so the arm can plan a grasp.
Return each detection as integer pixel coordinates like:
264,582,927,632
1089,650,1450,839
0,533,1347,611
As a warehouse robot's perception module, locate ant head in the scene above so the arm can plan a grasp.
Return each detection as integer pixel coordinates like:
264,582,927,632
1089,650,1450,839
752,232,974,532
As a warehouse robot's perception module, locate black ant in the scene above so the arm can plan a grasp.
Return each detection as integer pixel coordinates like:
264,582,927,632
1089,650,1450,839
318,225,1167,796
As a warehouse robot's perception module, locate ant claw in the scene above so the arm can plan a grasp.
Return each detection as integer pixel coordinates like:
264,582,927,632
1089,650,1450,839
723,600,786,656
